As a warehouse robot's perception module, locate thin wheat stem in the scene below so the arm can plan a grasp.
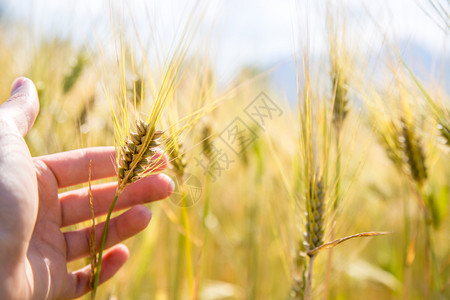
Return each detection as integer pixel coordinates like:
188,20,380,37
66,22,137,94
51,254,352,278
174,229,184,300
304,255,316,300
195,163,212,300
324,227,335,300
324,125,342,299
92,190,122,298
416,186,440,297
402,187,412,299
323,134,340,299
180,188,194,298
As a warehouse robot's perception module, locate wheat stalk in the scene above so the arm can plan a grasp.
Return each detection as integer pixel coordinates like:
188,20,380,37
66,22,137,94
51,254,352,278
368,79,440,296
295,28,385,299
90,2,206,296
324,12,352,297
91,120,165,297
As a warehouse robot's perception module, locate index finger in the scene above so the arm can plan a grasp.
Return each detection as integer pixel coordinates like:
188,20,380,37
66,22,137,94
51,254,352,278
36,147,117,188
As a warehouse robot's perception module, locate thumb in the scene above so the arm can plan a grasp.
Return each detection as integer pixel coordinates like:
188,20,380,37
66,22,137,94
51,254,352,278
0,77,40,136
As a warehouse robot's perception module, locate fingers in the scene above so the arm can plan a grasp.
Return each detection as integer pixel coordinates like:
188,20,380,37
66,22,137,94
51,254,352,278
0,77,39,137
63,244,129,299
60,174,174,227
64,205,152,261
36,147,168,188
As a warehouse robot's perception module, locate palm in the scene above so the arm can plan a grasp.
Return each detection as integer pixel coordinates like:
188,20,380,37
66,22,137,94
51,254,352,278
28,160,68,299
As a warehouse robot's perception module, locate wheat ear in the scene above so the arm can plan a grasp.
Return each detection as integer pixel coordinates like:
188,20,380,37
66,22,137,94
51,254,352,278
118,119,164,186
400,117,428,186
304,177,325,252
331,67,349,130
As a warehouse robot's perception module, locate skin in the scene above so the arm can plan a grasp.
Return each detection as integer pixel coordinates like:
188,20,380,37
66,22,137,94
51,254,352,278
0,77,174,299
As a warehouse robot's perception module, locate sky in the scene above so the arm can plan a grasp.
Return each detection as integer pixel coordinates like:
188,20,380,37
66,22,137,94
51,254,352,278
0,0,448,80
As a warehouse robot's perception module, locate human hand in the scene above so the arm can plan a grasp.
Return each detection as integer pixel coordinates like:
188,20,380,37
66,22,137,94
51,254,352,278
0,77,174,299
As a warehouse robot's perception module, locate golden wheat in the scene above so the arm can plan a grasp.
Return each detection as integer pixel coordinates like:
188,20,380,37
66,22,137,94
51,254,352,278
304,176,325,252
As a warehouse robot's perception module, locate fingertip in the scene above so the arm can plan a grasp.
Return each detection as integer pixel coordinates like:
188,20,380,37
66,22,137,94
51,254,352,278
10,77,39,110
65,244,130,299
103,244,129,271
98,244,129,283
167,177,175,196
11,77,28,94
133,205,152,228
117,205,152,238
124,173,175,201
156,173,174,198
2,77,39,136
110,244,130,261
